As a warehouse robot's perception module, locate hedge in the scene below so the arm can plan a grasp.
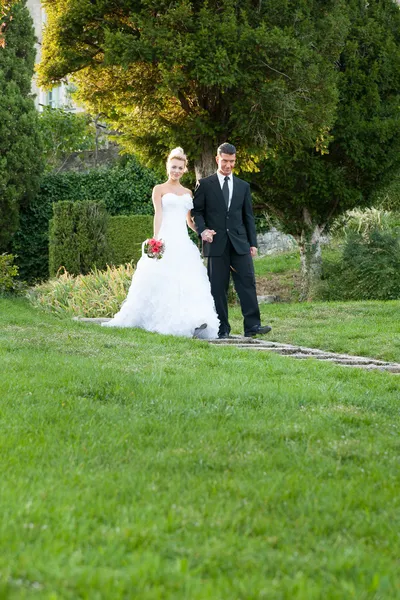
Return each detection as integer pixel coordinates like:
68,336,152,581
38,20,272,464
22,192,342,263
49,202,79,277
13,157,159,281
49,201,109,277
108,215,153,266
49,204,153,276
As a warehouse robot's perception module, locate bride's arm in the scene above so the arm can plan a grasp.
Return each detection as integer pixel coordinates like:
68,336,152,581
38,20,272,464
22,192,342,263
186,210,197,233
152,186,163,238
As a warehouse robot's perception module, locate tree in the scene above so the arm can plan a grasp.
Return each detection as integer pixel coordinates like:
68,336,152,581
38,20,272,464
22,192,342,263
38,107,98,172
0,0,43,251
251,0,400,298
38,0,348,179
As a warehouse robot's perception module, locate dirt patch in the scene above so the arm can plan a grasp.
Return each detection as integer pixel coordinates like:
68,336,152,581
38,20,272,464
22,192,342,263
256,271,302,302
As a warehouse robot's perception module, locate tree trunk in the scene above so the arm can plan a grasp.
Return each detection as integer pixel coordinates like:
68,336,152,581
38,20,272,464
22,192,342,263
94,114,100,168
298,223,323,301
194,140,216,180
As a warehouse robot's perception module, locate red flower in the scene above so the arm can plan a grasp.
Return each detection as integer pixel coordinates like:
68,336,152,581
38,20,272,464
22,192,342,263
144,238,165,260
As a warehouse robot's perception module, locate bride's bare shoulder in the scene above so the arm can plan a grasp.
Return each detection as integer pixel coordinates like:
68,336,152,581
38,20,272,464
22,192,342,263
153,183,167,193
152,183,170,195
152,184,166,204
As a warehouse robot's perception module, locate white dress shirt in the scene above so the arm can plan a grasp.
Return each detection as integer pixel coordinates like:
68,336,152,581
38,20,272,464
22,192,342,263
217,171,233,209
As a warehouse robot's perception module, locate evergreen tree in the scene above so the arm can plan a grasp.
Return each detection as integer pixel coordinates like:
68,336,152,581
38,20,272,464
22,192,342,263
38,0,348,178
0,0,43,251
252,0,400,298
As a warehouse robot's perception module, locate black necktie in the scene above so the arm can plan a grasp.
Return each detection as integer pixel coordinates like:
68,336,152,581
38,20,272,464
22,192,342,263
222,176,229,209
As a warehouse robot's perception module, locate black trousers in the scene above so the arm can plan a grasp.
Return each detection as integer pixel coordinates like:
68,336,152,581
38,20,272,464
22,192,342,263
207,239,260,335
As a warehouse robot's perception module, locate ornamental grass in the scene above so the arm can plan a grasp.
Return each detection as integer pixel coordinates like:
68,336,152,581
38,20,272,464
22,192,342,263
27,263,134,318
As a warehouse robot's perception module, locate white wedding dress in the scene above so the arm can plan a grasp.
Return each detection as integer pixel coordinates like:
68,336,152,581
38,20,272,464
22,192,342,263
102,192,219,338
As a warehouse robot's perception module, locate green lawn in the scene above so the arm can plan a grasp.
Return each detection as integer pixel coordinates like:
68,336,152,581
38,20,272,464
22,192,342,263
252,248,339,277
253,251,301,276
230,300,400,363
1,298,400,599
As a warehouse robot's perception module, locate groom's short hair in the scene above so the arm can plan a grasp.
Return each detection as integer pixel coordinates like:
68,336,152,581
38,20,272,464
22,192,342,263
217,142,236,155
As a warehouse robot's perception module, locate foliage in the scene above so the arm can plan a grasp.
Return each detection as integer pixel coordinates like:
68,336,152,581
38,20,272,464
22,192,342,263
12,157,158,282
34,156,158,217
250,0,400,297
318,229,400,301
331,207,400,240
49,201,110,277
0,253,19,294
38,106,97,172
1,298,400,598
38,0,348,177
108,215,153,267
28,263,134,317
0,0,43,251
372,170,400,212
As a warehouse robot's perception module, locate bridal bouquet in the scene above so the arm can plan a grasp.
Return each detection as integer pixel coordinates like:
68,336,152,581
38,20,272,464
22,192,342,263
143,238,165,260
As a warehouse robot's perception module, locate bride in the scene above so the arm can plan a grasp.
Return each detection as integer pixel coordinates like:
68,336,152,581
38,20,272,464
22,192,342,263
102,147,220,339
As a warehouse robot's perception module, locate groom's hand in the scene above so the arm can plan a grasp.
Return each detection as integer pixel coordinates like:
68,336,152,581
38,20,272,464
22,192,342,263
201,229,216,243
250,246,258,257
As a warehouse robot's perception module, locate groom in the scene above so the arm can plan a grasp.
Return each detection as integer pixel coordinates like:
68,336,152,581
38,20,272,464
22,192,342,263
192,142,272,339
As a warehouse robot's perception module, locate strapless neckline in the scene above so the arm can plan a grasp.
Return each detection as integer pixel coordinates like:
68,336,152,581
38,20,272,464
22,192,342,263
162,192,192,199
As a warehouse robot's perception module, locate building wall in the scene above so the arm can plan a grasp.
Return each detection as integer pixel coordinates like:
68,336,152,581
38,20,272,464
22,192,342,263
26,0,81,111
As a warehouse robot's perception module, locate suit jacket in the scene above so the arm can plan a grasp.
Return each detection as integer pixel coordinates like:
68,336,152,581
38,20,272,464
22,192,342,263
192,173,258,257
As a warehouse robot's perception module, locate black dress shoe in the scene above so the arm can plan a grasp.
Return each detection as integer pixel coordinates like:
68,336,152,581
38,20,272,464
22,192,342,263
244,324,272,337
193,323,207,338
218,332,231,339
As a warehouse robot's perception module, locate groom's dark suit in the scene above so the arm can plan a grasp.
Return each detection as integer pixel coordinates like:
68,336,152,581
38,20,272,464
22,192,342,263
192,173,261,336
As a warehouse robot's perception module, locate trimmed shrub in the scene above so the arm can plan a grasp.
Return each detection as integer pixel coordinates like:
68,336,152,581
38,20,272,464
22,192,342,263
319,229,400,301
49,201,109,277
76,202,109,274
108,215,153,266
49,202,79,277
13,157,159,281
28,263,134,318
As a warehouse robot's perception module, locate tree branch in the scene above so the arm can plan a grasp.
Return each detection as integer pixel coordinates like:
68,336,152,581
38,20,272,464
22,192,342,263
259,60,292,80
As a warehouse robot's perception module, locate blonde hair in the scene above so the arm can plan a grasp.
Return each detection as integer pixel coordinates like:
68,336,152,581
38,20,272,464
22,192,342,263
166,147,188,171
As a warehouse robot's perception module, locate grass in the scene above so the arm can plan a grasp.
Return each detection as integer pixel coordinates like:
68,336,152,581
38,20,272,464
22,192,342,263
253,251,302,301
230,300,400,363
1,297,400,599
253,248,342,301
244,251,400,363
253,251,301,276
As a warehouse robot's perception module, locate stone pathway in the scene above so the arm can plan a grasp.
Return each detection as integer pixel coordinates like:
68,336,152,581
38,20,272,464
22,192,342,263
75,318,400,374
210,337,400,373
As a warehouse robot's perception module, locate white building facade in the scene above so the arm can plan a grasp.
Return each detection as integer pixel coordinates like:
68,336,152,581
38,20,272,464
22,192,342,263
27,0,80,111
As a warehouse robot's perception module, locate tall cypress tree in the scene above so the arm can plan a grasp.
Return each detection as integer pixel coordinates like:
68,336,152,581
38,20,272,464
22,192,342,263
0,0,43,251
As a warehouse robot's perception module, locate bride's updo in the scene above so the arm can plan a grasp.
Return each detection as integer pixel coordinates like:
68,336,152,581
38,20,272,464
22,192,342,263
166,147,188,172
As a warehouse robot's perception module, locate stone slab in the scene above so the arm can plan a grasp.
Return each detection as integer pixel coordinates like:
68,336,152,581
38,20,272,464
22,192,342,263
73,317,111,323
